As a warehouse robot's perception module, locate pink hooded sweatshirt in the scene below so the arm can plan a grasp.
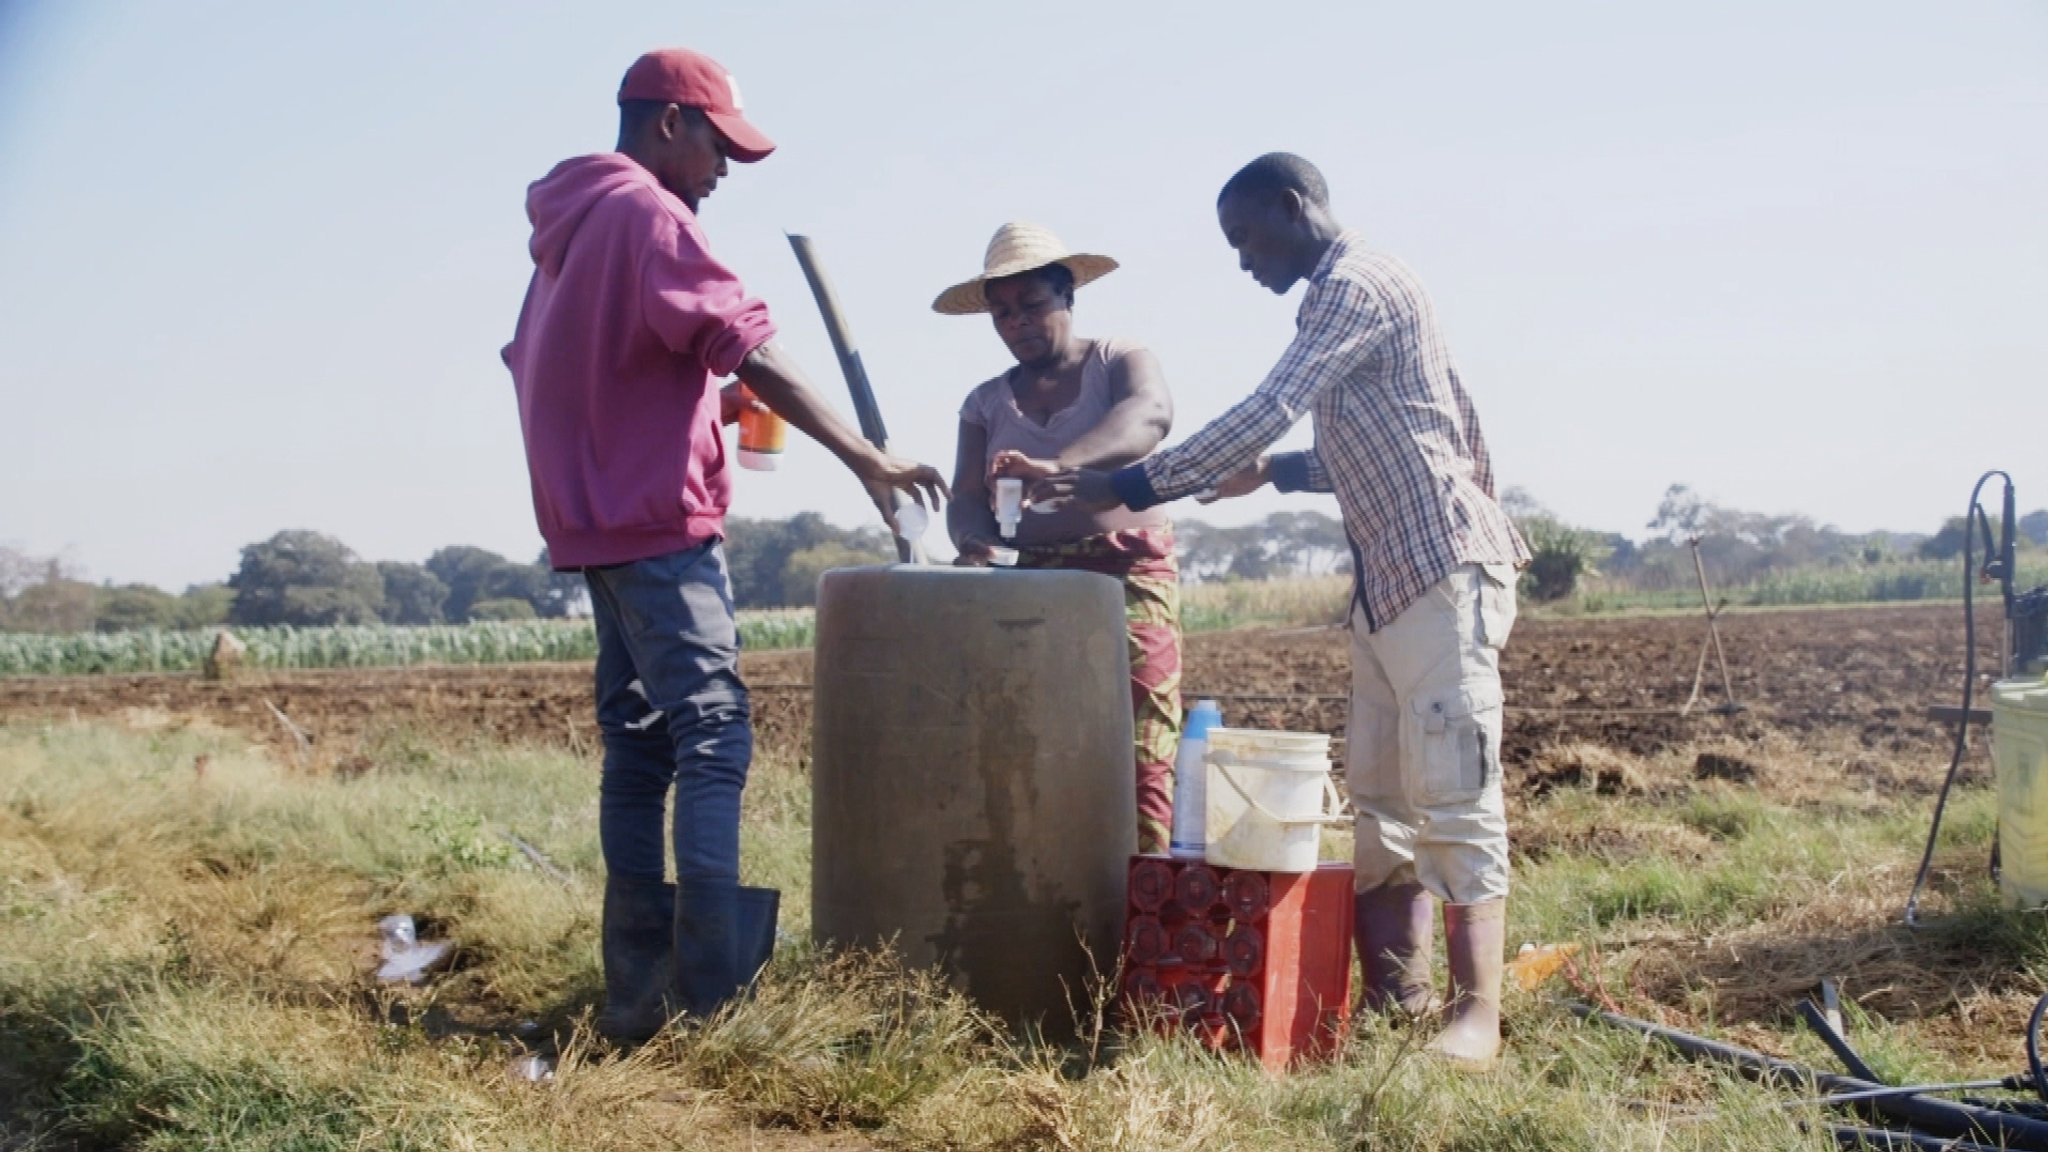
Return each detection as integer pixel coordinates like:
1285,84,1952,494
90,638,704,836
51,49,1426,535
504,153,776,569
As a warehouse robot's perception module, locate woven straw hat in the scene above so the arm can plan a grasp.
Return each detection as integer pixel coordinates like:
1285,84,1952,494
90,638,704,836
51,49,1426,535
931,222,1118,315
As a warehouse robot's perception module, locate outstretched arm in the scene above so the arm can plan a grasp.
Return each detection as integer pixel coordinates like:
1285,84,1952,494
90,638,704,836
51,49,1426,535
735,342,948,508
1031,279,1384,512
993,349,1173,485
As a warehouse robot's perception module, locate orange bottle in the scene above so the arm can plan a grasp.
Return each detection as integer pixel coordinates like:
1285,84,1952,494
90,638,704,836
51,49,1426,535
736,386,786,471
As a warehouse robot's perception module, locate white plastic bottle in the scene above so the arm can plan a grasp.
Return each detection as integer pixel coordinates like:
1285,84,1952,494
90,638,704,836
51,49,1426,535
1169,700,1224,859
994,478,1024,538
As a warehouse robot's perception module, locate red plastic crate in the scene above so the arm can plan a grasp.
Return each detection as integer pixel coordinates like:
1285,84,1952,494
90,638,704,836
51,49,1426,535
1119,856,1354,1070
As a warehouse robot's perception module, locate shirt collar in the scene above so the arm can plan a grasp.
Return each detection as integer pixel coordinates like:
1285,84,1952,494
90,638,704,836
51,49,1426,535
1309,229,1362,284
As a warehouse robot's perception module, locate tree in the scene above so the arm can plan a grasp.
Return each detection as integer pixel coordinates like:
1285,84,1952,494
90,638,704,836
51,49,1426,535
1173,515,1362,584
780,542,889,606
425,546,562,621
94,584,180,632
1918,517,1974,561
1266,510,1350,576
228,531,384,626
377,561,448,625
1499,486,1554,523
535,549,587,618
1646,484,1710,542
0,546,50,599
1173,520,1269,582
175,584,235,629
424,546,510,622
3,579,98,633
0,547,97,633
468,597,538,621
723,513,893,608
1520,522,1598,602
1635,483,1877,589
2021,510,2048,549
725,513,833,608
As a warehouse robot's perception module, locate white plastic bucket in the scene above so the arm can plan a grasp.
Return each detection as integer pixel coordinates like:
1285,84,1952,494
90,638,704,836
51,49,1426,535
1995,676,2048,908
1203,728,1346,872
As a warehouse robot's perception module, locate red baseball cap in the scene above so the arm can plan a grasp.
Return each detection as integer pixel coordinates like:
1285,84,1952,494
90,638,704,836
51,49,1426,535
617,49,776,164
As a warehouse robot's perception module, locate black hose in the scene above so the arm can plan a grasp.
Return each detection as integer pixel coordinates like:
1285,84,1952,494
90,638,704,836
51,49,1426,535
2028,991,2048,1104
1904,470,2011,927
1799,997,1885,1083
1570,1002,2048,1149
1828,1123,2003,1151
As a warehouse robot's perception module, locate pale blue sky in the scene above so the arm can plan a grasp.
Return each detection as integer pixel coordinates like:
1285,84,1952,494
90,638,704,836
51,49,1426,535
3,1,2043,589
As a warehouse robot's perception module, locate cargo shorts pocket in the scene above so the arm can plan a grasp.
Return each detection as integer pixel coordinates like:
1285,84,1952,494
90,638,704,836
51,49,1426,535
1478,564,1518,649
1409,680,1504,803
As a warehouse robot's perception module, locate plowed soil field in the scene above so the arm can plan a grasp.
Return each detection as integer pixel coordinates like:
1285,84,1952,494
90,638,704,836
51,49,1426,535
0,603,1990,801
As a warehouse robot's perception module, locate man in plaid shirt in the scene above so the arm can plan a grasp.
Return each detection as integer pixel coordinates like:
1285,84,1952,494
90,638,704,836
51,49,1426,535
1038,152,1528,1067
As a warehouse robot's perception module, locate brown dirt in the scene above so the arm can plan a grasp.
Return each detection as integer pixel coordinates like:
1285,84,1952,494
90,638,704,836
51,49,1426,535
0,600,2021,1074
0,602,1985,803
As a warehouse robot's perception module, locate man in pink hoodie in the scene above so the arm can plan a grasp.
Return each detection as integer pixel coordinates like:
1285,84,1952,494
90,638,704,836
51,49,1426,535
504,47,946,1043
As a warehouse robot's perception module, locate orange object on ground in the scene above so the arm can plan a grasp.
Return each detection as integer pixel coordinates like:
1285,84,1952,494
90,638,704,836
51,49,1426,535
1506,941,1581,991
1119,856,1354,1070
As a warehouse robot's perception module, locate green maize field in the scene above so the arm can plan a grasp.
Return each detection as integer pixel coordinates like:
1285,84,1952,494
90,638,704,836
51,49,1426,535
0,613,818,677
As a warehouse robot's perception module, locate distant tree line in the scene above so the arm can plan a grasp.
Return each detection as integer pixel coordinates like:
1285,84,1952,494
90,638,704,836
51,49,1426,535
722,512,897,609
0,511,1355,631
0,517,903,632
6,492,2042,631
1504,484,2048,602
0,535,584,634
0,548,236,635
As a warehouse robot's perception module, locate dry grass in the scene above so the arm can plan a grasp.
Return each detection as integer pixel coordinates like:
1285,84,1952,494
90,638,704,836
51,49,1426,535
2,706,2041,1150
1180,577,1353,633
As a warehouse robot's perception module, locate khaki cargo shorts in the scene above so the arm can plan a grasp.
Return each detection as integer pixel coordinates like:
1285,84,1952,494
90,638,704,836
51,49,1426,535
1345,564,1516,904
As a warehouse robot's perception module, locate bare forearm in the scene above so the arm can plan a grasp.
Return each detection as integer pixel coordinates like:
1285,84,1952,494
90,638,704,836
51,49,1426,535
948,497,999,549
734,342,881,476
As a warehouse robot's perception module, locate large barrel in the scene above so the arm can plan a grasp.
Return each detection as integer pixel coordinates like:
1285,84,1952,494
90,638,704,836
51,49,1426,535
811,565,1137,1032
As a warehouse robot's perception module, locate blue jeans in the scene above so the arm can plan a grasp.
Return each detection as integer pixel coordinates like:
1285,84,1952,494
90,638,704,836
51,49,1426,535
584,542,752,886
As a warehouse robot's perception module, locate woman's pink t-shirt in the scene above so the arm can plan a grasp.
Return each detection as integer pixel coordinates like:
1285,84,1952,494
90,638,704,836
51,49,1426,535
959,337,1171,546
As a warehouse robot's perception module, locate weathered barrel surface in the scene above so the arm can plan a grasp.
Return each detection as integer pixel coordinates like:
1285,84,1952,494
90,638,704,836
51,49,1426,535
811,565,1136,1032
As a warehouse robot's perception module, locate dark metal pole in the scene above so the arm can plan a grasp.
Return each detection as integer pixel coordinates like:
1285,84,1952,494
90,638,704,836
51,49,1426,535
785,233,925,565
1571,1003,2048,1150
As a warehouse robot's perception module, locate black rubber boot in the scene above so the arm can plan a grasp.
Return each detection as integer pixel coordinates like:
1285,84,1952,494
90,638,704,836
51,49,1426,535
736,886,781,987
672,878,743,1020
1355,882,1437,1017
596,876,676,1045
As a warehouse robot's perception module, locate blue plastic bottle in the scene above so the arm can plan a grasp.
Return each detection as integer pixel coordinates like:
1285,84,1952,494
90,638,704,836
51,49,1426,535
1169,700,1224,858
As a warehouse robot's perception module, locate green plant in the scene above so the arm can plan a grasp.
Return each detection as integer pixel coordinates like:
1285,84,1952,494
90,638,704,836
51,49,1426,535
0,613,819,676
407,797,518,872
1520,520,1604,603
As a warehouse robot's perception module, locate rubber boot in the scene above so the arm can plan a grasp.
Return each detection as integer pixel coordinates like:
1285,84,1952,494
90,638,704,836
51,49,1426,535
1354,882,1436,1017
1428,899,1507,1069
596,876,676,1045
736,886,781,987
672,878,743,1020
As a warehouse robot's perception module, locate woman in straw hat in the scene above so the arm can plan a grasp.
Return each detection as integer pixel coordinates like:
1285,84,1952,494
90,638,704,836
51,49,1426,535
937,221,1185,854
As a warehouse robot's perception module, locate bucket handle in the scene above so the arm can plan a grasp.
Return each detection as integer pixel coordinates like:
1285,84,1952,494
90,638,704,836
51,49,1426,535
1209,752,1350,827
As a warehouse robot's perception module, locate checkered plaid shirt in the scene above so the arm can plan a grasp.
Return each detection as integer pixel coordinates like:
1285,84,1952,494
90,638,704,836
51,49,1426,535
1112,231,1528,630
